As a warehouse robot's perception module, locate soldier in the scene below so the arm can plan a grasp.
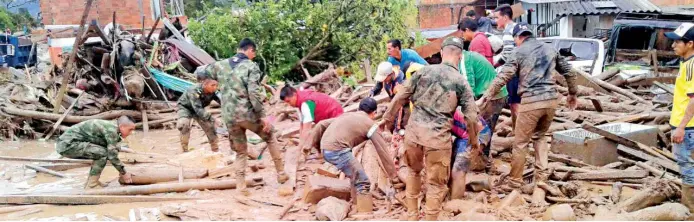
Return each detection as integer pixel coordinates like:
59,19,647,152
176,70,220,152
480,23,577,201
382,37,479,220
206,38,288,196
56,116,136,189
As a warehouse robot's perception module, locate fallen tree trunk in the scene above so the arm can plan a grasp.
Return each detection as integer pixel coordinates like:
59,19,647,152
118,167,208,185
616,179,680,212
76,177,263,195
1,107,163,124
0,195,197,205
602,203,691,221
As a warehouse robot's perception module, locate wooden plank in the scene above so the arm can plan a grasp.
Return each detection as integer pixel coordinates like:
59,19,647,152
570,170,648,180
0,156,93,164
581,124,671,161
575,69,649,105
25,164,67,178
0,195,197,205
628,76,677,87
548,153,591,168
53,0,95,113
278,145,303,196
653,81,674,95
45,92,85,139
575,70,610,94
38,163,90,171
589,97,603,112
616,145,679,172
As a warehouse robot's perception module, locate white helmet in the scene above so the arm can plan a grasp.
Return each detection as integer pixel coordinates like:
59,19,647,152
374,62,394,82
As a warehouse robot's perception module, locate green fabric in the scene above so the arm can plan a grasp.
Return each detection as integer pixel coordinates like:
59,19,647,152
459,51,508,99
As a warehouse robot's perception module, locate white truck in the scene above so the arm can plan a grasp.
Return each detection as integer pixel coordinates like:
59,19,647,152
538,37,605,77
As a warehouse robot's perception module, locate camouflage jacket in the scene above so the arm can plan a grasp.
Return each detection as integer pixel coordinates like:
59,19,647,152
205,53,266,123
56,119,125,172
484,38,577,105
383,62,478,150
176,84,220,121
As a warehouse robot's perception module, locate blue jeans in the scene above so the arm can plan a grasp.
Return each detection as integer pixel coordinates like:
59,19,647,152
674,128,694,185
451,122,492,172
324,149,370,193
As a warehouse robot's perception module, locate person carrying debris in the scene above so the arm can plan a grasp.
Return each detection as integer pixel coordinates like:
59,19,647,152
309,97,395,213
381,37,479,220
56,116,136,189
280,85,343,153
479,23,577,197
665,22,694,216
176,70,221,152
207,38,288,196
386,39,428,71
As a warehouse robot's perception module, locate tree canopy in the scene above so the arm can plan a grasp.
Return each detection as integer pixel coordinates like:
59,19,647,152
187,0,426,83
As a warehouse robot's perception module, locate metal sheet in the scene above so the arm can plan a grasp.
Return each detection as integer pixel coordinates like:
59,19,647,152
160,39,216,67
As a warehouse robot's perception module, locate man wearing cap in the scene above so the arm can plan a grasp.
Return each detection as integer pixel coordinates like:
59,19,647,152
481,23,578,200
666,22,694,216
371,62,406,99
460,17,494,64
382,36,479,220
386,39,429,71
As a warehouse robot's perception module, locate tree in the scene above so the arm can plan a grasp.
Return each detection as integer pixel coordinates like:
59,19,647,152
1,0,37,10
188,0,424,83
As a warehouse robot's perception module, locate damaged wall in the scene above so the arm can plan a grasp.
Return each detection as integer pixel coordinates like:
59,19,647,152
40,0,162,29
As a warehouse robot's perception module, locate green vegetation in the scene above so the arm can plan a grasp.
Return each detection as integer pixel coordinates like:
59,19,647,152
187,0,424,83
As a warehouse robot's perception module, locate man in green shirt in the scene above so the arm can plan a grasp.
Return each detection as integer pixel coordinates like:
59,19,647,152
460,50,508,146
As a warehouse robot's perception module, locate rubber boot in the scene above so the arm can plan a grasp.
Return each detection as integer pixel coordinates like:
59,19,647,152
682,184,694,220
180,134,190,152
404,176,421,221
450,171,467,200
85,174,105,189
356,193,374,213
237,174,249,196
209,138,219,152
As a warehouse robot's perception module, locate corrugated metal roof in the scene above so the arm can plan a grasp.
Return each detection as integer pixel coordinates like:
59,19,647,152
520,0,575,3
552,0,660,16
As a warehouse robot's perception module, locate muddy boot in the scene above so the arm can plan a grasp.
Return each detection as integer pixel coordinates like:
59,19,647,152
682,184,694,220
450,171,467,200
404,197,419,221
85,175,105,189
497,175,523,193
237,175,250,196
209,138,219,152
404,176,421,221
356,193,374,213
180,134,191,152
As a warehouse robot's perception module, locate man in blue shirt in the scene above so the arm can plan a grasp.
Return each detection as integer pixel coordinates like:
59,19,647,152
387,39,428,70
466,10,495,34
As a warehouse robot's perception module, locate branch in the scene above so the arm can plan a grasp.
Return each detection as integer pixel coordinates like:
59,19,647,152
7,0,36,9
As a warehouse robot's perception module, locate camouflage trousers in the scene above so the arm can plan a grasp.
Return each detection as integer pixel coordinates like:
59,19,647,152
176,108,217,143
56,141,116,176
227,120,285,179
402,138,451,219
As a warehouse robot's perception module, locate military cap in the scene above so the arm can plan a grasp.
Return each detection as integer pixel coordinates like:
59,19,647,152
441,37,465,50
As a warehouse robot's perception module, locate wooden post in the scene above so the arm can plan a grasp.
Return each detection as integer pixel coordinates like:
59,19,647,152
52,0,95,113
0,195,197,205
145,17,160,43
77,177,263,195
45,92,85,139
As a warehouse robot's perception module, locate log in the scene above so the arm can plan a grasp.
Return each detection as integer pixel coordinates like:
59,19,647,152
595,68,621,81
0,204,50,214
546,196,591,203
611,182,623,204
618,157,680,182
1,107,161,124
53,0,95,113
77,177,263,195
118,167,208,185
537,181,566,198
25,164,67,178
575,98,639,113
575,69,649,105
45,92,85,139
548,154,591,168
0,195,197,205
303,175,352,204
591,181,642,189
0,156,92,164
38,163,90,171
607,203,691,221
616,179,679,212
570,170,647,180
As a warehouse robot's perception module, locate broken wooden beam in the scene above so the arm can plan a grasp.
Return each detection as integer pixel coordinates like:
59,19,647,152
575,69,650,105
76,177,263,195
616,179,680,212
0,156,93,164
595,68,621,81
616,145,679,173
548,153,591,168
303,175,352,204
25,164,67,178
0,195,197,205
618,157,680,183
44,92,85,139
38,163,90,171
570,170,648,180
119,167,208,185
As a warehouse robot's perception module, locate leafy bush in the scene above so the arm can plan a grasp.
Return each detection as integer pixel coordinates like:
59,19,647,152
188,0,424,83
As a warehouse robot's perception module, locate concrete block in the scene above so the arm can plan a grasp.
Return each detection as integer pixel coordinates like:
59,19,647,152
552,123,658,166
303,175,352,204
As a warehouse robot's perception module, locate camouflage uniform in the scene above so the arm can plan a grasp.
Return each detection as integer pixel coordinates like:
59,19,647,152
206,53,287,192
56,119,126,176
483,37,577,189
383,38,478,220
176,84,220,152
